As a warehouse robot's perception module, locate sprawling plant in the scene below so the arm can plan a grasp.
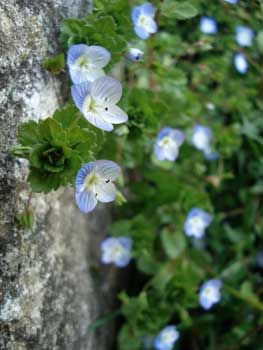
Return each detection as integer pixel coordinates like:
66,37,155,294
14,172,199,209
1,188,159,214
13,0,262,349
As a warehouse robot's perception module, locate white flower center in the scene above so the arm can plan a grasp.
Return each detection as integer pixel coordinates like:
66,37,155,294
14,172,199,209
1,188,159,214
188,216,205,235
109,243,123,261
204,286,215,299
138,14,152,31
84,172,98,192
76,54,89,68
159,136,174,149
83,95,96,113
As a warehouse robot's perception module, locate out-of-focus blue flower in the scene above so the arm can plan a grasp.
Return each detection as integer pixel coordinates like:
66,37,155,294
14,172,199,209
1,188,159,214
184,208,212,239
192,125,218,160
71,76,128,131
192,125,212,151
127,47,144,61
75,160,121,213
199,279,223,310
67,44,111,84
101,236,132,267
234,53,248,74
154,326,179,350
154,127,185,162
141,336,154,349
224,0,239,4
200,17,218,35
257,251,263,268
131,3,157,39
236,26,254,47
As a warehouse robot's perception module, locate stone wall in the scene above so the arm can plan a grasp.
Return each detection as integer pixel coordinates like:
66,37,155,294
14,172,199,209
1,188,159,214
0,1,118,349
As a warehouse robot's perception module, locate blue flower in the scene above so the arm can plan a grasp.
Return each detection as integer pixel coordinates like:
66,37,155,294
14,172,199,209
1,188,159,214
199,279,223,310
192,125,218,160
223,0,239,3
154,326,179,350
236,26,254,47
184,208,212,239
127,47,144,61
71,76,128,131
67,44,111,84
101,236,132,267
154,127,185,162
131,2,157,39
234,53,248,74
200,17,218,35
257,251,263,268
75,160,121,213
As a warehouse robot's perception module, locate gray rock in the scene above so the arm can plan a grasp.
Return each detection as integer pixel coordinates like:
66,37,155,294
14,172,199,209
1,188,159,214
0,1,119,349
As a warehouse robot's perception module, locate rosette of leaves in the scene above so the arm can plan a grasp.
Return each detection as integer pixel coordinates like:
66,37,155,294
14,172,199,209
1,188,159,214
13,104,104,193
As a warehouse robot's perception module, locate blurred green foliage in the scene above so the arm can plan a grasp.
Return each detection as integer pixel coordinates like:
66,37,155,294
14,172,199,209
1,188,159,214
97,1,262,349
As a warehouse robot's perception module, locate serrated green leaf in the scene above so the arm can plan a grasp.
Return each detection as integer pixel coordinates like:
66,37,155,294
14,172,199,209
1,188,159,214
18,120,40,146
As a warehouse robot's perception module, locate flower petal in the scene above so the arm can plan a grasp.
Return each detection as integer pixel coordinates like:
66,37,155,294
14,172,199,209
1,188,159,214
91,76,122,106
141,2,156,17
86,45,111,68
67,44,88,66
163,143,179,161
171,129,185,146
83,111,113,132
154,143,165,161
131,6,141,24
144,17,157,34
71,82,92,110
134,25,150,39
118,237,132,250
75,190,97,213
95,180,117,203
99,105,128,124
75,162,96,192
70,66,105,84
94,160,121,180
115,252,131,268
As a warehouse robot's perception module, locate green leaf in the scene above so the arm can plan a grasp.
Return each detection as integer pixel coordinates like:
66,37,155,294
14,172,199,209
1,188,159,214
162,1,199,20
256,30,263,53
161,229,186,259
28,167,62,193
18,120,40,146
43,53,65,74
39,118,66,144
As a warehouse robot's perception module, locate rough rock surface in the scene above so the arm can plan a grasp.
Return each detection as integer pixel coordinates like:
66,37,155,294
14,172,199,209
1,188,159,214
0,1,118,349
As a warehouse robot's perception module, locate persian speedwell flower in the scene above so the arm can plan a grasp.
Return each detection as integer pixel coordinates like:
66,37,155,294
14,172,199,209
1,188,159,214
224,0,239,3
127,48,144,61
154,326,179,350
234,53,248,74
200,17,217,35
199,279,223,310
75,160,121,213
192,124,218,159
184,208,212,239
236,26,254,47
154,127,185,162
132,2,157,40
67,44,111,84
71,76,128,131
101,236,132,267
